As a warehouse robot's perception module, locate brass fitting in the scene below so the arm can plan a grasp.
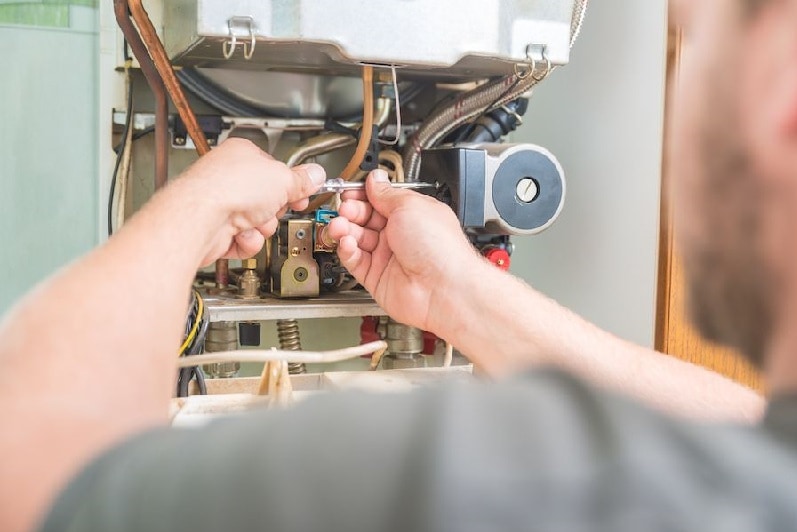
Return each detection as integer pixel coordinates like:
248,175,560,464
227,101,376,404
239,259,261,299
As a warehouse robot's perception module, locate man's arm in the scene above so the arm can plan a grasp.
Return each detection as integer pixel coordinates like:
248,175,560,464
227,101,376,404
0,139,325,532
329,170,766,422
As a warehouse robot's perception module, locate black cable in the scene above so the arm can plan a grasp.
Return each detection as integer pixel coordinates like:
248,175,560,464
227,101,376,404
131,125,155,142
108,69,134,237
179,67,425,121
194,367,207,395
176,291,210,397
462,97,530,144
177,68,270,118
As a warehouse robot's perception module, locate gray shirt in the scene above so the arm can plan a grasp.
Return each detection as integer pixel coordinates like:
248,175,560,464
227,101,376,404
40,369,797,531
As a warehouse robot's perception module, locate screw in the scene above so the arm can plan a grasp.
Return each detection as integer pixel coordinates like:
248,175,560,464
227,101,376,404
294,267,308,282
174,137,186,146
296,229,307,240
515,177,539,203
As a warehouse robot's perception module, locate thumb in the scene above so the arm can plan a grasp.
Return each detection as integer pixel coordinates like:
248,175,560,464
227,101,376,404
365,169,414,218
286,163,326,203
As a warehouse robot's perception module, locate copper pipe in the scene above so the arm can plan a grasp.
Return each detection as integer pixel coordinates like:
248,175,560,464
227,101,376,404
303,67,375,212
125,0,227,281
113,0,168,190
127,0,211,156
214,257,230,289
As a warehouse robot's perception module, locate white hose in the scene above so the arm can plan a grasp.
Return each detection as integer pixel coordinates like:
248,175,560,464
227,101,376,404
176,340,387,368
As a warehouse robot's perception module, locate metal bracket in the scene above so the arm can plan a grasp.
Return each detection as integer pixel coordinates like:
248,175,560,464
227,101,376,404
223,16,256,60
523,44,552,82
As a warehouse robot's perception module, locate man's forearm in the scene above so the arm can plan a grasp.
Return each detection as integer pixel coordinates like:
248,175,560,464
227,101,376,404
0,176,220,532
433,258,765,422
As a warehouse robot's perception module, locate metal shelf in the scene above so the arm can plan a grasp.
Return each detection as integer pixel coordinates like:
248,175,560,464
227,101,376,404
202,291,386,322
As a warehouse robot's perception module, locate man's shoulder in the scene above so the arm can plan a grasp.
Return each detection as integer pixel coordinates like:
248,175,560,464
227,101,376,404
41,368,797,532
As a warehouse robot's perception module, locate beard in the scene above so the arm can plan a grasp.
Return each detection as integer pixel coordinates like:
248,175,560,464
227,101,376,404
678,97,776,368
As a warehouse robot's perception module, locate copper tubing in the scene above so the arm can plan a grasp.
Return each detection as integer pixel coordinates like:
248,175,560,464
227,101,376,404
214,257,230,289
125,0,228,282
339,66,374,179
113,0,168,190
303,66,375,212
127,0,210,156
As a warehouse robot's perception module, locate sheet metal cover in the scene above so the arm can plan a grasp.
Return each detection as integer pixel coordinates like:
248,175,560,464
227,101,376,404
164,0,576,76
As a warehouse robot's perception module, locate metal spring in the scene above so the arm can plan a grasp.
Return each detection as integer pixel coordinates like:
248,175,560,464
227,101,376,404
276,319,305,374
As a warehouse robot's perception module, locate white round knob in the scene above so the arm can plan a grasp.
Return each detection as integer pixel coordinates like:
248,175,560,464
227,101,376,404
515,177,539,203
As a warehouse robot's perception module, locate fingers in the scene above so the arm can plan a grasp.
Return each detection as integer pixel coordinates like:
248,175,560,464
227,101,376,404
337,235,371,281
340,189,367,202
227,228,266,259
338,197,372,225
328,217,380,252
339,198,387,231
289,198,310,212
365,169,418,218
256,217,279,238
284,163,326,203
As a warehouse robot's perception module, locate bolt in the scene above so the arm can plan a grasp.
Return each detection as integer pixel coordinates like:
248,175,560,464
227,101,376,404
296,229,307,240
516,177,539,203
294,267,309,282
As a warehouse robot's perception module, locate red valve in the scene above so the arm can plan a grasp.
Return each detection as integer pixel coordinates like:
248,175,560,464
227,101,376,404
484,248,511,271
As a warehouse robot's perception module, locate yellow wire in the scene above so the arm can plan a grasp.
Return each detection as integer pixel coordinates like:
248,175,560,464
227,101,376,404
178,290,204,356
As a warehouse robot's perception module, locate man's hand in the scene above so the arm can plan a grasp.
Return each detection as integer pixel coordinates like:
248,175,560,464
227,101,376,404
176,138,326,265
328,169,482,332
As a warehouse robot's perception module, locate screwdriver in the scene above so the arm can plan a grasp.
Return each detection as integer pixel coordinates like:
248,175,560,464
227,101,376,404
315,178,437,194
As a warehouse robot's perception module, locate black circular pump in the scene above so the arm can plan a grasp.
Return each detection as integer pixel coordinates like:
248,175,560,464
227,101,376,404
490,145,565,234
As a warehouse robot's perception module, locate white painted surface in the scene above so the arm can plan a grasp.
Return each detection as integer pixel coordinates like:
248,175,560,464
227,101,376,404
0,23,99,313
511,0,668,347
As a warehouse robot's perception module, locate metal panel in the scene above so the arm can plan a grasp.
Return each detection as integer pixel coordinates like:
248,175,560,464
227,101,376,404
163,0,575,78
203,292,386,322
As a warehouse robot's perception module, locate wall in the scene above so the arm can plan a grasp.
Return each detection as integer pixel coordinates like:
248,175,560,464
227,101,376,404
0,1,99,314
511,0,667,347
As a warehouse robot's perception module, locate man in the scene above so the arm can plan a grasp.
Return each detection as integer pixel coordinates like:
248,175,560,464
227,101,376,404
0,0,786,529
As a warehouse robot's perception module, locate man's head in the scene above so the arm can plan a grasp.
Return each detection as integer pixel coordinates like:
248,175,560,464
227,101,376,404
670,0,797,369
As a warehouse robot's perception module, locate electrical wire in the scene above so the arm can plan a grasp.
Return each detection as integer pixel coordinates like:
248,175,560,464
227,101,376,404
176,290,209,397
379,65,402,146
339,66,375,180
177,68,267,118
178,290,205,356
378,149,405,182
443,342,454,368
115,102,135,231
108,60,133,237
175,340,388,368
303,65,375,212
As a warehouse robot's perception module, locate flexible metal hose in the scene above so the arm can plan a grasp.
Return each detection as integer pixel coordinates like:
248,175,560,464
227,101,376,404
403,0,589,180
276,319,306,374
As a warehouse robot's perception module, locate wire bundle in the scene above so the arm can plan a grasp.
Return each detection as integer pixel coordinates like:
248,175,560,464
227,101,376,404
176,290,210,397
